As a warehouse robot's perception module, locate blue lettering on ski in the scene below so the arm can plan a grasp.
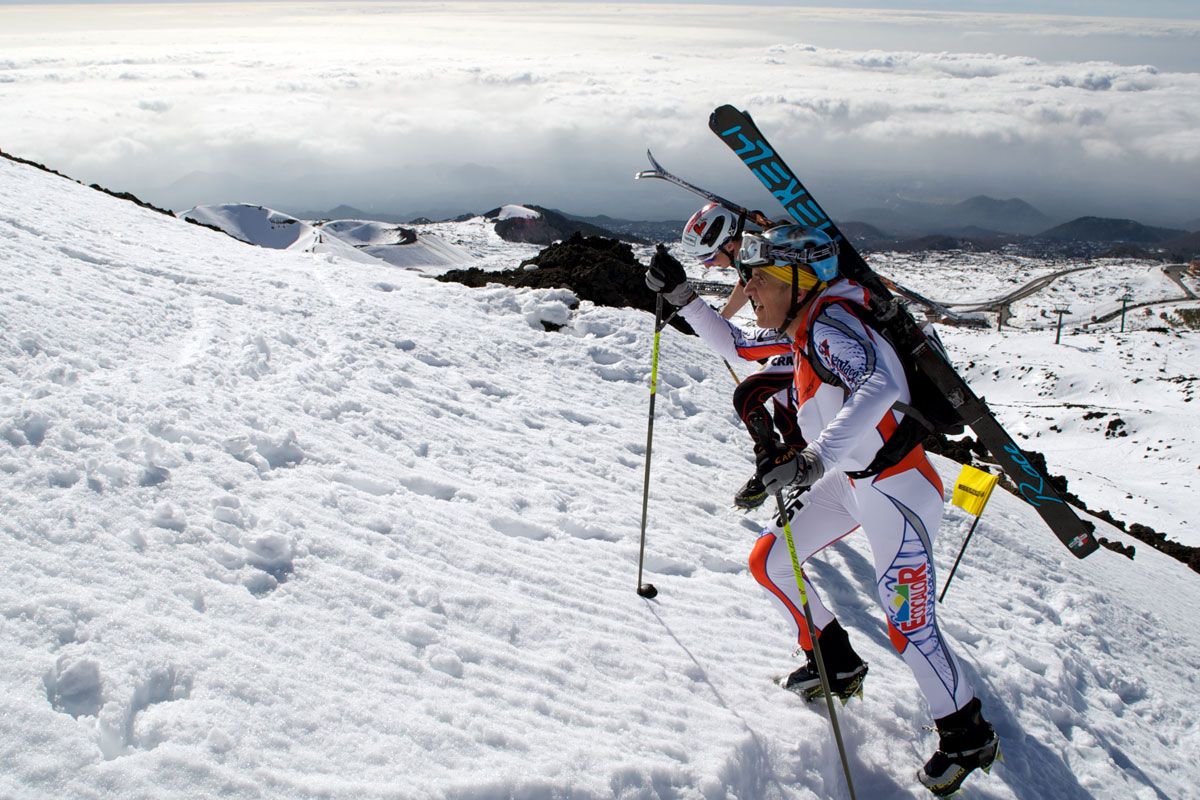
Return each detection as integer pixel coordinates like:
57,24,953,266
749,168,819,223
760,161,788,184
773,180,813,217
804,201,830,224
723,128,775,165
721,124,831,228
1002,443,1064,507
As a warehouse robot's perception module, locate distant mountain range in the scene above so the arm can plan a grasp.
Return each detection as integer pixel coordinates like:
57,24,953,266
18,144,1193,261
567,207,1200,260
563,203,1200,260
835,215,1198,260
1035,217,1188,244
286,204,415,224
846,195,1054,237
211,190,1200,260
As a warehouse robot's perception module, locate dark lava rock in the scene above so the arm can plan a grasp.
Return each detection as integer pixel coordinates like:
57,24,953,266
1125,523,1200,573
923,433,988,465
485,205,645,246
394,227,418,245
1099,537,1136,559
492,213,560,245
437,233,692,333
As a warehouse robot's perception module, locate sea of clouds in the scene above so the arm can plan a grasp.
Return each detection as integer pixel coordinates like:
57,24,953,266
1,2,1197,224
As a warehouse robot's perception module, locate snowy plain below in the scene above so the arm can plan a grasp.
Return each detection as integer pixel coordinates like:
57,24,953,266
1,156,1198,800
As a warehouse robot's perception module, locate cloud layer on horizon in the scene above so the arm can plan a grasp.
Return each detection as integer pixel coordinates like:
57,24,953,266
1,2,1198,226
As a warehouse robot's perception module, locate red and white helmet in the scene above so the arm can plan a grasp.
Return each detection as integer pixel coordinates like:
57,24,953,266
679,203,740,261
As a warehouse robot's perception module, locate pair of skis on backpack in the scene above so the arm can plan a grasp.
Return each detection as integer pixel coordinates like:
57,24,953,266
638,104,1099,561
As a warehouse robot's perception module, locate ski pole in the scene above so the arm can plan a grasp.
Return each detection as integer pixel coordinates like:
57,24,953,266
635,295,674,599
773,489,858,800
722,358,741,385
939,514,983,604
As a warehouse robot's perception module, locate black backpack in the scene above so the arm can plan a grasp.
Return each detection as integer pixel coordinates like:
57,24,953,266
801,299,965,479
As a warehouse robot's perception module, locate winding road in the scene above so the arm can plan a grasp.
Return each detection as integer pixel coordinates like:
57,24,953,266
937,262,1197,328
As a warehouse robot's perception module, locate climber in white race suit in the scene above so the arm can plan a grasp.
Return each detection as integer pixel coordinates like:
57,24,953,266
644,224,999,797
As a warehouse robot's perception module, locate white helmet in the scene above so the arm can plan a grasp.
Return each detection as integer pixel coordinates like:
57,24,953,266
679,203,740,261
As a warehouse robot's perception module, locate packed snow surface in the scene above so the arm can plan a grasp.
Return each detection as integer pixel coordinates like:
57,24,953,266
2,157,1199,800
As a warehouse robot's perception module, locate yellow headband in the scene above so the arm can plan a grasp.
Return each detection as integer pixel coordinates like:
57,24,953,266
760,264,820,290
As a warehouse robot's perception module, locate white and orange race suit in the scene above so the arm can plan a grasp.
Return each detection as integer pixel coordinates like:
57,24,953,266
679,279,975,718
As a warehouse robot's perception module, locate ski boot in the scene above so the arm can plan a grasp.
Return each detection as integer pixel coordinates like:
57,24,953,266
918,697,1000,797
733,475,767,510
780,620,868,703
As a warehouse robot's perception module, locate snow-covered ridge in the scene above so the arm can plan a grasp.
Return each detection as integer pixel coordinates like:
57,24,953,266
180,203,320,251
316,217,474,269
317,219,417,247
181,203,475,269
494,204,541,221
2,156,1199,800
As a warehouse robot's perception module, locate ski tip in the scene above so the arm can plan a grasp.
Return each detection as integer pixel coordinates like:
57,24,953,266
1071,540,1101,559
709,104,751,123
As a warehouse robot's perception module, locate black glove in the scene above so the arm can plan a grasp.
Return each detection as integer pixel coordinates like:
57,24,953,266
756,441,825,496
645,245,697,307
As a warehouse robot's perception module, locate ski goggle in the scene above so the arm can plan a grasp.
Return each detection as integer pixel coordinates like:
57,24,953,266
736,234,838,285
738,234,839,269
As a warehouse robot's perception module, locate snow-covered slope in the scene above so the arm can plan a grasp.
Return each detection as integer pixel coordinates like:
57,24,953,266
2,156,1199,800
180,203,324,251
179,203,382,266
863,252,1200,546
410,214,547,275
316,219,474,269
180,204,473,270
945,327,1198,542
